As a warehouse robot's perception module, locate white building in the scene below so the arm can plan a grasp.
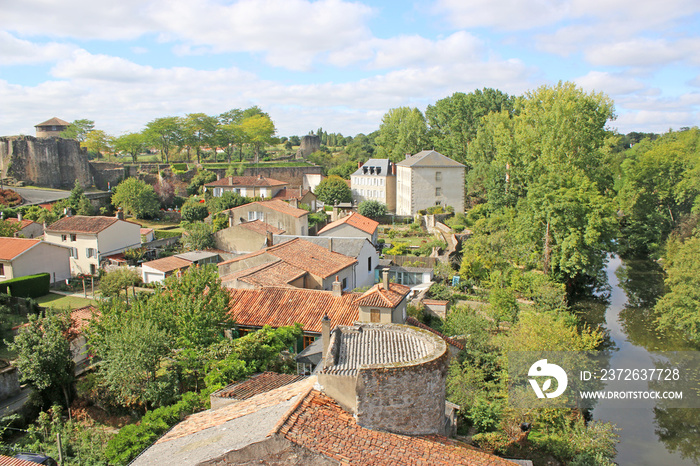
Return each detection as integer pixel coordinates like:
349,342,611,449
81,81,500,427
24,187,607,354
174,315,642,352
396,150,465,216
204,175,287,198
44,215,142,276
0,237,71,283
317,212,379,245
350,159,397,212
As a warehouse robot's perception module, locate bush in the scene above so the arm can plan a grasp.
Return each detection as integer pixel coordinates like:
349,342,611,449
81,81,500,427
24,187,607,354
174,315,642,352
181,199,209,222
154,230,181,240
471,432,511,454
357,200,387,219
0,273,50,298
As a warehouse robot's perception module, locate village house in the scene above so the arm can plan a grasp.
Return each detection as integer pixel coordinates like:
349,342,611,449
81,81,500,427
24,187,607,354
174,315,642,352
43,214,142,276
204,175,287,198
6,216,44,238
273,234,378,289
396,150,465,215
141,251,220,284
316,211,379,245
214,199,309,236
213,219,284,254
219,237,357,291
0,237,71,284
350,159,397,212
272,186,318,211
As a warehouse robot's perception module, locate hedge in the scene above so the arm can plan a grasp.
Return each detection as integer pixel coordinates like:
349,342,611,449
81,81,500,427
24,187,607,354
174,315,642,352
0,273,50,298
154,230,182,240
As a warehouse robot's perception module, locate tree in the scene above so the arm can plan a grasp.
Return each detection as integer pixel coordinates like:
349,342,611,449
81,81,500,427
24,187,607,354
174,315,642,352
60,119,94,142
315,175,352,205
100,267,141,302
426,89,515,164
240,113,276,163
182,113,217,164
8,310,75,412
187,170,217,196
144,117,183,163
180,198,209,222
114,132,148,162
375,107,429,162
0,219,20,237
357,200,387,219
83,129,114,157
111,177,160,219
181,222,214,250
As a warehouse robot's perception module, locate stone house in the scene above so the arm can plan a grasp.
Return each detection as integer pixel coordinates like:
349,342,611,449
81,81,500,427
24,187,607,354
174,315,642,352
213,220,284,254
35,117,70,138
204,175,287,198
317,212,379,245
396,150,465,215
0,237,71,284
272,186,318,211
7,216,44,239
217,200,309,236
350,159,397,212
141,251,220,284
44,214,142,276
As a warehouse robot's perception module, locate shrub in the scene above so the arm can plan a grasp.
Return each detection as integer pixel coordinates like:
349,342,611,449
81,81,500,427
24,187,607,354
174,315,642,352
0,273,50,298
181,199,209,222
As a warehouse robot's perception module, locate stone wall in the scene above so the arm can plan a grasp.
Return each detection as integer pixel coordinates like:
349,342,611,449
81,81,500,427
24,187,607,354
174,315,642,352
0,136,92,189
90,162,125,190
0,365,20,402
296,135,320,159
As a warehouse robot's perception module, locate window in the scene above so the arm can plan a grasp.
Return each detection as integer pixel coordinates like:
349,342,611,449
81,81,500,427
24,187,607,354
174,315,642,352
86,248,96,258
248,211,264,221
90,264,97,275
61,235,67,242
69,248,78,259
435,171,442,181
368,256,372,272
435,187,442,196
0,263,4,276
303,335,316,349
370,309,381,323
342,277,347,289
70,234,77,242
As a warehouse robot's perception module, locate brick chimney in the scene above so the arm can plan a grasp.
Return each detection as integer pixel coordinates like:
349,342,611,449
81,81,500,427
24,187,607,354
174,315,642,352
332,275,342,297
358,161,363,168
321,314,331,364
115,208,124,220
266,230,274,247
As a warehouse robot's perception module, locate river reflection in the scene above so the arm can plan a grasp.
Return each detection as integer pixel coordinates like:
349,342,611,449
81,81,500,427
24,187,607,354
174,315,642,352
578,256,699,465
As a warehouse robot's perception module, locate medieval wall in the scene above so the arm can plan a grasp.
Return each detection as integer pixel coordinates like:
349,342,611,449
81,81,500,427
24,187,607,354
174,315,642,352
0,136,93,188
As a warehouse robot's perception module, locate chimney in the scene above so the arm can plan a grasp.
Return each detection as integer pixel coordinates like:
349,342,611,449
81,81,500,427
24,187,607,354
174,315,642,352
328,237,333,252
289,197,298,208
17,212,22,221
405,153,411,160
391,162,396,175
321,315,331,363
382,268,390,290
116,208,124,220
358,161,363,169
258,174,263,180
266,230,274,247
229,176,233,185
332,275,342,297
228,209,234,228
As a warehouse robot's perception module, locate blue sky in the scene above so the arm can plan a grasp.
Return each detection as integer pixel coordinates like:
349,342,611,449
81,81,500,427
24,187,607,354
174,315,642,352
1,0,699,138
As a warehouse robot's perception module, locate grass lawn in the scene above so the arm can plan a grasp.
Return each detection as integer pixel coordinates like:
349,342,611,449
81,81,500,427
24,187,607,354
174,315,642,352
35,292,98,310
132,218,181,230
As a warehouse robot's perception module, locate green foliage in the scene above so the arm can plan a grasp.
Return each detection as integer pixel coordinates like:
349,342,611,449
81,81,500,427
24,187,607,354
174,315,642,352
375,107,429,162
187,170,217,196
114,132,148,162
144,116,183,163
0,219,20,237
357,200,387,219
7,310,75,409
498,310,603,352
0,272,50,298
60,119,94,142
488,287,519,324
384,242,409,255
111,177,160,219
655,236,700,344
206,191,248,215
99,267,141,299
154,229,182,239
181,221,214,250
180,198,209,222
104,391,208,465
308,210,328,228
530,416,618,465
315,175,352,205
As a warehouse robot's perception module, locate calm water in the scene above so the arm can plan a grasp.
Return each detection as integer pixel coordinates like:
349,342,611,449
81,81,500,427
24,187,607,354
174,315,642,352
582,256,699,465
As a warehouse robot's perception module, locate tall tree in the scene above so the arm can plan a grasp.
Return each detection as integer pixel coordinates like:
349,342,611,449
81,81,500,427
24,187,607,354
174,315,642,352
216,109,245,163
426,89,515,163
82,129,114,157
315,175,352,205
111,177,160,219
182,113,218,164
114,132,148,162
375,107,429,162
240,113,276,163
60,119,95,142
144,117,183,163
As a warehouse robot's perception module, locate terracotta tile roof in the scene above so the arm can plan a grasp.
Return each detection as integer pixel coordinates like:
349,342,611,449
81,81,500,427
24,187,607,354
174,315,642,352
318,212,378,236
214,372,307,400
35,117,70,127
228,287,361,333
142,255,192,273
353,282,410,308
272,187,312,201
140,228,154,235
0,237,40,261
230,200,308,218
157,377,316,444
238,219,285,235
0,456,43,466
205,175,287,188
220,238,356,279
224,260,307,287
278,390,517,465
423,299,449,305
46,215,119,234
67,305,99,341
6,218,37,230
406,317,465,351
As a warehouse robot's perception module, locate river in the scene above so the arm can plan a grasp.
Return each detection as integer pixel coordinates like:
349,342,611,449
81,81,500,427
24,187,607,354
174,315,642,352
581,256,699,465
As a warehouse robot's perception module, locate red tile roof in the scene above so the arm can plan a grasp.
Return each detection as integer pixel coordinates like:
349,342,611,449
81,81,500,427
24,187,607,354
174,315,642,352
353,282,410,308
67,305,99,341
272,187,312,202
35,117,70,127
223,260,306,287
46,215,119,234
214,372,307,400
220,238,356,279
278,390,517,465
230,200,308,218
142,256,192,273
317,212,378,236
205,175,287,188
0,237,40,260
6,218,37,230
406,316,465,351
238,219,285,235
228,287,361,334
0,456,42,466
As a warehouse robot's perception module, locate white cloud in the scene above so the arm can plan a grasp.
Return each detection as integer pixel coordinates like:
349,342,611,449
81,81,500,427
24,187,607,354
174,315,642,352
0,32,76,65
575,71,646,96
585,39,693,68
435,0,570,31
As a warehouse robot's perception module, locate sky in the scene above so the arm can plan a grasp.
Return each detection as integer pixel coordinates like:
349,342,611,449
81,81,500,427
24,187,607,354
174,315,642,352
1,0,699,139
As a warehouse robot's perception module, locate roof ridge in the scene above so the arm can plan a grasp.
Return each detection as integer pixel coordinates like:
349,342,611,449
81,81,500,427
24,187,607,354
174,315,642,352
266,378,317,438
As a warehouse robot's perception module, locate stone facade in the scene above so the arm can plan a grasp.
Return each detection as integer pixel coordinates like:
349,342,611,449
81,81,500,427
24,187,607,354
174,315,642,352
296,135,321,158
396,150,465,215
0,365,20,402
0,136,93,189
